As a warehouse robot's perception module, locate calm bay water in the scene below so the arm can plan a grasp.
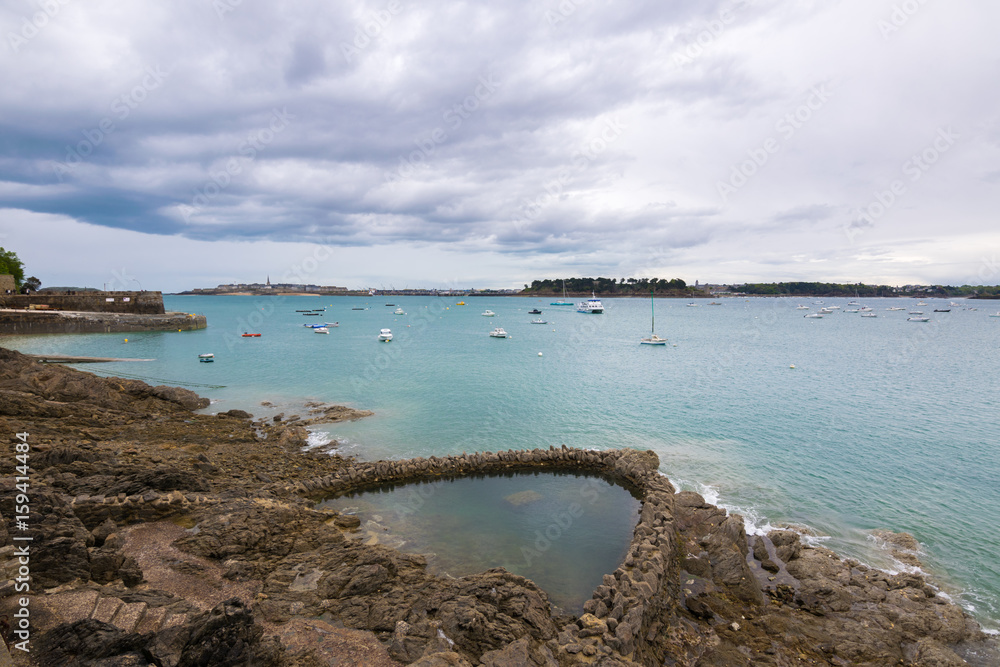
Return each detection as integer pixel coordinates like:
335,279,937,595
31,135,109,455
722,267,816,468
318,471,642,613
5,294,999,631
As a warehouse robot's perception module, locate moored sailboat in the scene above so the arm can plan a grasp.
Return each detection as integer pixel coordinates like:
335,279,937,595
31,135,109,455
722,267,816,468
641,291,667,345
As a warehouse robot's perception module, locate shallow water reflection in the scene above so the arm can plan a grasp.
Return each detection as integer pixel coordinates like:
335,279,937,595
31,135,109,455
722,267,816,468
317,470,642,613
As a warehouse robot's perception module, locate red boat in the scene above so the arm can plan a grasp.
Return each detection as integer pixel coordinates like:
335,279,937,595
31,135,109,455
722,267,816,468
241,333,261,337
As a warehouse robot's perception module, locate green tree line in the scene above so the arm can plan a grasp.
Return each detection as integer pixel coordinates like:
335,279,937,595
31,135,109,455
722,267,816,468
521,277,690,296
737,282,1000,297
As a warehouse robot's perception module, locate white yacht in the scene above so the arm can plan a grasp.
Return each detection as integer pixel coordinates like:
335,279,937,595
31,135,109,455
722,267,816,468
378,328,393,341
577,293,604,314
482,310,496,317
394,308,405,315
489,327,508,338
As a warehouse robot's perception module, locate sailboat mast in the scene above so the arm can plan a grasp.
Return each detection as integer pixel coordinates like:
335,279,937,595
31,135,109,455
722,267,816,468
651,290,655,334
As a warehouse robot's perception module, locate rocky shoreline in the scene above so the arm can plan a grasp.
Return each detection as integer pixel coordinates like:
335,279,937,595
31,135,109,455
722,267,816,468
0,346,996,666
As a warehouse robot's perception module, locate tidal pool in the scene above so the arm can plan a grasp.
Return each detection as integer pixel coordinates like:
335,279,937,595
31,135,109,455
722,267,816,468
317,470,642,613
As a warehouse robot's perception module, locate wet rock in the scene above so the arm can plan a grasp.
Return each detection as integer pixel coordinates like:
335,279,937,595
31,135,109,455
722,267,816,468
409,651,475,667
0,485,93,587
767,529,802,563
92,517,119,547
35,619,148,667
334,514,362,529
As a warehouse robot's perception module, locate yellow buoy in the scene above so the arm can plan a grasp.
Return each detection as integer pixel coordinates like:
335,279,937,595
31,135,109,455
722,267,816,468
124,338,128,342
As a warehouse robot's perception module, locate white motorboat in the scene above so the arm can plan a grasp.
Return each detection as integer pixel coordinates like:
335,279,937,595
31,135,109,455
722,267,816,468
489,327,508,338
804,313,824,318
819,307,834,314
844,309,860,313
847,301,860,306
824,305,841,310
886,306,905,311
861,312,877,318
378,328,393,341
685,302,699,307
859,307,873,312
909,311,924,315
394,308,405,315
530,319,547,324
917,301,928,306
796,305,810,310
198,353,215,362
314,327,329,334
577,293,604,313
482,310,496,317
908,317,930,322
989,312,1000,317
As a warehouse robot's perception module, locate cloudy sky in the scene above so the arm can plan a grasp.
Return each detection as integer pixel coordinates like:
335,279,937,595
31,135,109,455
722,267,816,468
1,0,998,291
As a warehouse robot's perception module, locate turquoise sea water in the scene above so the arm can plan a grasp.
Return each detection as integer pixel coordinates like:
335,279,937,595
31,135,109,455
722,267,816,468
5,294,999,631
317,471,642,613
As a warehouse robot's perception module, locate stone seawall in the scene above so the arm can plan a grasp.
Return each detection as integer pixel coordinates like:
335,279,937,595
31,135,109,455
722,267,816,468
273,446,679,665
0,290,165,314
0,309,206,335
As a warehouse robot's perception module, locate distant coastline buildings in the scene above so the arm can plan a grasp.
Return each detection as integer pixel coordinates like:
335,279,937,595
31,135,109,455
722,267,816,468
177,278,518,297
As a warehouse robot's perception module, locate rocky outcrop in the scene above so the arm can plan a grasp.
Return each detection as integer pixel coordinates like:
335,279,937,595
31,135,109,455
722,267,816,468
35,598,282,667
0,346,209,415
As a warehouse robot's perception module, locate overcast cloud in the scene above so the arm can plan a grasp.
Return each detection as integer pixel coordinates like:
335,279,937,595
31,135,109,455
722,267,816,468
1,0,998,291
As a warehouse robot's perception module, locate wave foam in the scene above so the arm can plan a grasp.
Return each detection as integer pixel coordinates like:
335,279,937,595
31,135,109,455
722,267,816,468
304,430,333,450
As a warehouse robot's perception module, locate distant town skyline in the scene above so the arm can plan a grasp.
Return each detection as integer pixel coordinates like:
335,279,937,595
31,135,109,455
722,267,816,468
2,2,999,292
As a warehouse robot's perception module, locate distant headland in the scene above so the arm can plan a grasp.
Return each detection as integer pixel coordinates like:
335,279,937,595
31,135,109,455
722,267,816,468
178,277,1000,299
